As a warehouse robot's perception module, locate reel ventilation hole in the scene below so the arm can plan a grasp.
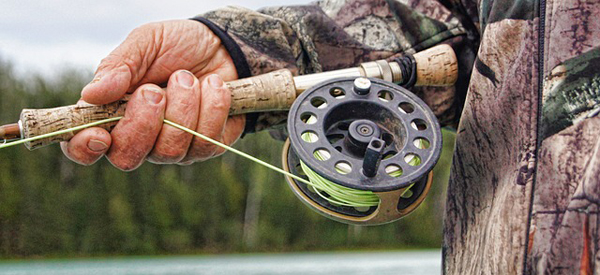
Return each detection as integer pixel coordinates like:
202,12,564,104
283,77,442,225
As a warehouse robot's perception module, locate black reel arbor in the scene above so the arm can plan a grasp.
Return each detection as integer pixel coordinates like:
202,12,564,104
283,77,442,225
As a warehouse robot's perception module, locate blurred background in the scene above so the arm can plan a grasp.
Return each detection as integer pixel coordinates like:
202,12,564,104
0,0,455,274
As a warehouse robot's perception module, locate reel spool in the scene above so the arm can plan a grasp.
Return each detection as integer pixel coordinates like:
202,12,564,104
282,77,442,225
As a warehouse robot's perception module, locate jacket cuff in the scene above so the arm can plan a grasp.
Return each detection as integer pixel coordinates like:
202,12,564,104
190,17,258,134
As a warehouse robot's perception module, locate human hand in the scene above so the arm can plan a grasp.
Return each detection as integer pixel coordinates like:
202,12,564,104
61,20,246,170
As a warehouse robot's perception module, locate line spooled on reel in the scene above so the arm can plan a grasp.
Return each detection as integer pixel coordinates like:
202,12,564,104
0,45,458,226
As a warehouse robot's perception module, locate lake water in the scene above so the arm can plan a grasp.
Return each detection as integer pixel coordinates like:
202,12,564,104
0,250,441,275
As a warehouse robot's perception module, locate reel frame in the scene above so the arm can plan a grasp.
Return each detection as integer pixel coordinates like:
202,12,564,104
283,77,442,225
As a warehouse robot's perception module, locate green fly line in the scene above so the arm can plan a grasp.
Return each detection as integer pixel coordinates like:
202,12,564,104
0,116,423,209
299,125,379,207
298,116,423,208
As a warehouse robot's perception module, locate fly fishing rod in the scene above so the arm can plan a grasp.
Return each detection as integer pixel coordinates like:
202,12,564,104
0,44,457,225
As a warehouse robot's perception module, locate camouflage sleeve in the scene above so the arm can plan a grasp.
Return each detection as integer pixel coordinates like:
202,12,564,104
199,0,478,134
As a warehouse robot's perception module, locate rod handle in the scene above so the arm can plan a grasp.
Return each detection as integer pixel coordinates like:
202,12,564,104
413,44,458,86
20,69,296,150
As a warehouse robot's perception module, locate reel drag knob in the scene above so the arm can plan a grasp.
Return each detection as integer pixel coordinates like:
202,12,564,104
283,77,442,225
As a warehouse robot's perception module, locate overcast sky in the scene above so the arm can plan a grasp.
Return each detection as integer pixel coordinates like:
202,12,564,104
0,0,307,77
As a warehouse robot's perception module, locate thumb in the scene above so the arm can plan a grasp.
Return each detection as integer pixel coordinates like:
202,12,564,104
81,25,157,104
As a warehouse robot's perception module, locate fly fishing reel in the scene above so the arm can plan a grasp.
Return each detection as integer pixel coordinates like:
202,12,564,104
283,77,442,225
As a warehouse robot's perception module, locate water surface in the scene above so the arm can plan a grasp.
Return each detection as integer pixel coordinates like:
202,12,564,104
0,250,441,275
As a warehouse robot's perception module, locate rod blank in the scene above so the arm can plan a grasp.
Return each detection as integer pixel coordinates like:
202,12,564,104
0,123,20,140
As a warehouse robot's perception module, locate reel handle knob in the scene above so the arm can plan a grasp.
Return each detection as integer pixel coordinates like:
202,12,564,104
362,138,384,178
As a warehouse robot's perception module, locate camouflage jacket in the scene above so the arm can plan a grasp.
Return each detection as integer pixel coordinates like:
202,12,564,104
200,0,600,273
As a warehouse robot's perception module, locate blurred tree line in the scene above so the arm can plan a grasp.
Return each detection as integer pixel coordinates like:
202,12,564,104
0,59,455,258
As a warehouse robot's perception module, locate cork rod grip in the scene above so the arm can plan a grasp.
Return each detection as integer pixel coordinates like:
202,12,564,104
412,44,458,86
20,69,296,150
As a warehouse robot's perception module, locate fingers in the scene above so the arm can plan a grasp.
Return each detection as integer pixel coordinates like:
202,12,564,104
212,114,245,158
81,24,160,105
69,71,241,168
107,84,166,171
147,70,201,164
181,74,232,162
60,128,112,166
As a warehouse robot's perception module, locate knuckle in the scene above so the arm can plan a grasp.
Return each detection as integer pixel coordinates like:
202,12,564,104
212,146,226,157
210,96,229,113
97,53,136,81
158,147,183,160
89,127,110,139
97,54,119,71
188,139,217,161
151,146,185,163
131,22,164,52
194,139,217,154
170,101,196,121
138,83,162,92
106,142,145,172
130,23,154,36
121,57,140,80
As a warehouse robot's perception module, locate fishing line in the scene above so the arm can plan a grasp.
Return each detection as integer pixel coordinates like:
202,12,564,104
300,123,379,207
0,117,382,208
0,117,123,149
296,115,423,208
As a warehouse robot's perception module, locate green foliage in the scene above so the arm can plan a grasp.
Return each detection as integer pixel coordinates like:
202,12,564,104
0,59,456,258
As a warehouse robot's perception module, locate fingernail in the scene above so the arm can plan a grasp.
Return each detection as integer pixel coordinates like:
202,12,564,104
142,87,163,104
88,139,108,152
176,71,195,88
208,74,224,88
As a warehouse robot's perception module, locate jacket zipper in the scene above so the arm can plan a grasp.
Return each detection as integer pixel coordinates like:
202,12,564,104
523,0,546,273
